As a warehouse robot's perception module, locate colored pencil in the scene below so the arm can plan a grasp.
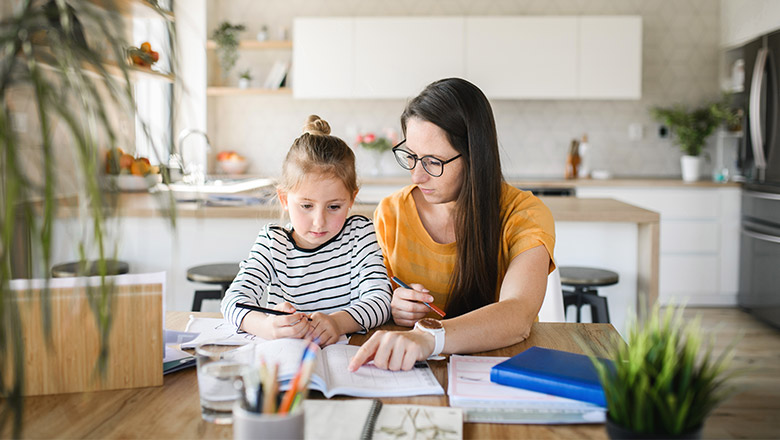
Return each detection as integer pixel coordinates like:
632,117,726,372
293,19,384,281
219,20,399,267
391,276,446,317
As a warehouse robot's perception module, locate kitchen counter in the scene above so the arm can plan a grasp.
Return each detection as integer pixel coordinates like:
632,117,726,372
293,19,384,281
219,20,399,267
361,176,743,188
107,192,659,318
113,192,658,223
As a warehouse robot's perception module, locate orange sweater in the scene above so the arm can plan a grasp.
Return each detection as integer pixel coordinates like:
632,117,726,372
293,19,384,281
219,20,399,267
373,183,556,311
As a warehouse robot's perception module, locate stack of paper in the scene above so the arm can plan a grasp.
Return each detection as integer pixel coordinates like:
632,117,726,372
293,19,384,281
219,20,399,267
447,355,605,424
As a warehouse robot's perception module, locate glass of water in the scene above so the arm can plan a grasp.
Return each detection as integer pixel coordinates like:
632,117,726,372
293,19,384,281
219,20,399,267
196,343,252,424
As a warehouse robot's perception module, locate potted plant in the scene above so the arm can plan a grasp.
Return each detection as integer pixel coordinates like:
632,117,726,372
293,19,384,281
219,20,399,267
238,69,253,89
587,305,741,439
651,97,740,182
211,21,245,81
1,1,175,436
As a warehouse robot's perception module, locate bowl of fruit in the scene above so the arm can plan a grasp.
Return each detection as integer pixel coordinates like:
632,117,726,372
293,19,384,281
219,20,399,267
105,147,162,192
216,150,249,175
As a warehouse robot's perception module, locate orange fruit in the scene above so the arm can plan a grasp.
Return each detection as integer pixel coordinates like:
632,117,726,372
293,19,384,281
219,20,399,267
119,153,134,170
130,159,152,176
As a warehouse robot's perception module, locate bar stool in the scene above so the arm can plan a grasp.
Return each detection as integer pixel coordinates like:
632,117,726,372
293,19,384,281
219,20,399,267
51,260,130,278
188,263,240,312
560,266,618,324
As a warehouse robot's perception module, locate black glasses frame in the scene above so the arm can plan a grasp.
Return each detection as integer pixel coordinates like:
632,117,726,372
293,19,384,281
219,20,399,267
391,139,462,177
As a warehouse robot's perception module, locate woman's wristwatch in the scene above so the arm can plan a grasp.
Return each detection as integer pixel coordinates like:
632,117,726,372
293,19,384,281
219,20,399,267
414,318,445,357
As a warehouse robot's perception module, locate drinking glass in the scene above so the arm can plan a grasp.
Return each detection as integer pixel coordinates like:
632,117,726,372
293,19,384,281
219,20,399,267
195,343,252,424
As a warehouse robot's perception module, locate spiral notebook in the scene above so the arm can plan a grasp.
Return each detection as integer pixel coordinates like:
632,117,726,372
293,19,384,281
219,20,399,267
303,400,462,440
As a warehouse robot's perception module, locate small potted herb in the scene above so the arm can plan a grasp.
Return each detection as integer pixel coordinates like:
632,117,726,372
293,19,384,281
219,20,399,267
238,69,253,89
587,305,741,439
211,21,246,79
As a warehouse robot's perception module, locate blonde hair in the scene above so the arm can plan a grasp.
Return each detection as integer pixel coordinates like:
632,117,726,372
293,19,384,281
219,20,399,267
278,115,358,196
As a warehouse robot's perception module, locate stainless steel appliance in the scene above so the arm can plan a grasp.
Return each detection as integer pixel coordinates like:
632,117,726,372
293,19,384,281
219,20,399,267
736,30,780,328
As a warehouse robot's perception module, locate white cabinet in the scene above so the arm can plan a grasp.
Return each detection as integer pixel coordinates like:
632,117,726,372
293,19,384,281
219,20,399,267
720,0,780,48
577,186,741,305
354,18,464,98
292,18,354,99
465,17,577,99
578,17,642,99
293,16,642,100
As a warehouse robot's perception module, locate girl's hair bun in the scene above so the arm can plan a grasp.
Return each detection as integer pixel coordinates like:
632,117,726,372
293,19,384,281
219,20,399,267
303,115,331,136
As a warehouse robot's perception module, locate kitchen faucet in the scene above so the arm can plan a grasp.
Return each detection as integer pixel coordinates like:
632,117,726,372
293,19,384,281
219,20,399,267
174,129,212,184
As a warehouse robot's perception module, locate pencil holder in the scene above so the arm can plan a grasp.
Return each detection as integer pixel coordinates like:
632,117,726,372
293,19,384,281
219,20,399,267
232,403,304,440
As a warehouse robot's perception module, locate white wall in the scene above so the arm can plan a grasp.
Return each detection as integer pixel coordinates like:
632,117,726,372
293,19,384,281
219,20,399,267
202,0,723,180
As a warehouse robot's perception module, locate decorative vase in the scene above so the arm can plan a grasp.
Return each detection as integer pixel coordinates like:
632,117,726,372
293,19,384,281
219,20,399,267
681,155,701,182
606,417,703,440
369,150,385,176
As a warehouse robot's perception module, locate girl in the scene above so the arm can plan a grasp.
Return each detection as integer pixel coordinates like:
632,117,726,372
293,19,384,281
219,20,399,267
221,115,392,346
349,78,555,371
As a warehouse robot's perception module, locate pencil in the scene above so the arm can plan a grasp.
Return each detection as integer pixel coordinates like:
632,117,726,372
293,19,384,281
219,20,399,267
391,276,446,317
237,303,313,321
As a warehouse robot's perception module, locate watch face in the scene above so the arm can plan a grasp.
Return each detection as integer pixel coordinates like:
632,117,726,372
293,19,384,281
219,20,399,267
418,318,443,330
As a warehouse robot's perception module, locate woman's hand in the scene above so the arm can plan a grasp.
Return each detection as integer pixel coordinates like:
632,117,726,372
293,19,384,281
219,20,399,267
263,302,311,339
347,329,435,372
307,312,342,347
391,283,434,327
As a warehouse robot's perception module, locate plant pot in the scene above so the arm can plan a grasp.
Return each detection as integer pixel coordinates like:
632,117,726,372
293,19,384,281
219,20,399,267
606,417,703,440
238,78,251,89
681,155,701,182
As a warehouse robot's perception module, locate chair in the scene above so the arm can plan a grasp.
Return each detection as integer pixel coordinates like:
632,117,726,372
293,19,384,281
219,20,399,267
51,259,129,278
188,263,240,311
538,268,565,322
560,266,618,324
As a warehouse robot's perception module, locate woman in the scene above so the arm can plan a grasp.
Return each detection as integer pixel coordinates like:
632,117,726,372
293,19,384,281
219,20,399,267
348,78,555,372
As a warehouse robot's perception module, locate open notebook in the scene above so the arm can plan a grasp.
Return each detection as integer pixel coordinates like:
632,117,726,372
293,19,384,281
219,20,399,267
237,338,444,398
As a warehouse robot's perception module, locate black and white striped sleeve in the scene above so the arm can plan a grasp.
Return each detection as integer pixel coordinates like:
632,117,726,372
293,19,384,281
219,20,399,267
220,226,275,328
341,219,392,332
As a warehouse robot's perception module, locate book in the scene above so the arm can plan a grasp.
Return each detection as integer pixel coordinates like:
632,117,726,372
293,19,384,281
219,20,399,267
448,355,604,424
263,60,289,89
489,347,611,407
163,346,196,375
243,338,443,398
303,399,462,440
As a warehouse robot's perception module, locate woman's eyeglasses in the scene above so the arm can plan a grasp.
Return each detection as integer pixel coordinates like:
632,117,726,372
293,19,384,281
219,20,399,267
391,140,462,177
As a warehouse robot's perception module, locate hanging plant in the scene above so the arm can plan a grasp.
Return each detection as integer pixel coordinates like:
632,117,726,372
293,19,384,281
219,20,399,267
211,21,245,78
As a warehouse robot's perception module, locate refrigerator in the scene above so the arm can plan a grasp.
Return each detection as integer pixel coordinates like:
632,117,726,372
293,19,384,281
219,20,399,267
735,30,780,329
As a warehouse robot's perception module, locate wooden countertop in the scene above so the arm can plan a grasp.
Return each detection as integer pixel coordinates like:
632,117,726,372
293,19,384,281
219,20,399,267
113,193,659,223
361,176,742,188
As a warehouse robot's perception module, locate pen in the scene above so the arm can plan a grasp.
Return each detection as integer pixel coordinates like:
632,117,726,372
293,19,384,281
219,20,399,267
237,303,313,321
391,276,446,317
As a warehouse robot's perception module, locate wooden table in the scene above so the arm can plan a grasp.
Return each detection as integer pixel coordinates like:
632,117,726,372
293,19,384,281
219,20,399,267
6,312,618,439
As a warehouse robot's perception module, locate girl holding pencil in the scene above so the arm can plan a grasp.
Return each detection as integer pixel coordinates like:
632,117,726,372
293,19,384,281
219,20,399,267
221,115,392,346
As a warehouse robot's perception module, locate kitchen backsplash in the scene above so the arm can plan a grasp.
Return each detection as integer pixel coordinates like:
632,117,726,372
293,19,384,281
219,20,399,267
207,0,722,179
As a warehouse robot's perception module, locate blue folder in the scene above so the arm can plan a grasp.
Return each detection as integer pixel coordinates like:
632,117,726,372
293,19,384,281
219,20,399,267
489,346,612,407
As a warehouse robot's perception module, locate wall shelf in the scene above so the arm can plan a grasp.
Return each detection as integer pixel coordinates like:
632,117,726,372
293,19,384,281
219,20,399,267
207,87,292,96
206,40,292,50
87,0,175,21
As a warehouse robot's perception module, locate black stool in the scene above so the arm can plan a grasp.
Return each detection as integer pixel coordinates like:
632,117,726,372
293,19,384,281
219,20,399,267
51,260,130,278
560,266,618,324
188,263,240,312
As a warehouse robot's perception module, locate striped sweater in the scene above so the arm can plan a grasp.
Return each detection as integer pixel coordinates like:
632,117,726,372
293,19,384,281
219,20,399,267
221,215,392,332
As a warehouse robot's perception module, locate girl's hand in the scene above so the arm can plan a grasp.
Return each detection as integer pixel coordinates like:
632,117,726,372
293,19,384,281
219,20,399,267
391,283,434,327
307,312,342,347
264,302,311,339
347,329,434,372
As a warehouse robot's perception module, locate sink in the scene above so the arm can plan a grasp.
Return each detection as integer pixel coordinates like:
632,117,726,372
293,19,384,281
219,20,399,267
155,176,275,195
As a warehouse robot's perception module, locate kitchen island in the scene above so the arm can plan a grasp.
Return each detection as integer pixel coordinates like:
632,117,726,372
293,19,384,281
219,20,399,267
48,191,658,335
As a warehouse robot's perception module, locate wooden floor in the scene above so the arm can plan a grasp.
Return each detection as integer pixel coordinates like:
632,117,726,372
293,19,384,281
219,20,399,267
681,307,780,439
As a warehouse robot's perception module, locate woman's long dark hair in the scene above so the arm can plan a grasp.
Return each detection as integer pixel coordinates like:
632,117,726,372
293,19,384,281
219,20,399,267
401,78,503,317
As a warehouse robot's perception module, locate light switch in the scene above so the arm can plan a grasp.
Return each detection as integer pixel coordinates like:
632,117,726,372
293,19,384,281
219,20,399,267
628,123,643,141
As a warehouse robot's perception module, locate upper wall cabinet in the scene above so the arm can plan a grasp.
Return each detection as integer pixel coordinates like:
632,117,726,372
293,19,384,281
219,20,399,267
354,18,464,98
465,17,578,99
294,16,642,100
293,17,354,98
578,17,642,99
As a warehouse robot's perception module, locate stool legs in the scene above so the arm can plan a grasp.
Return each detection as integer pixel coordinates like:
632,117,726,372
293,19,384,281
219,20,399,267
190,283,232,312
563,287,611,324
